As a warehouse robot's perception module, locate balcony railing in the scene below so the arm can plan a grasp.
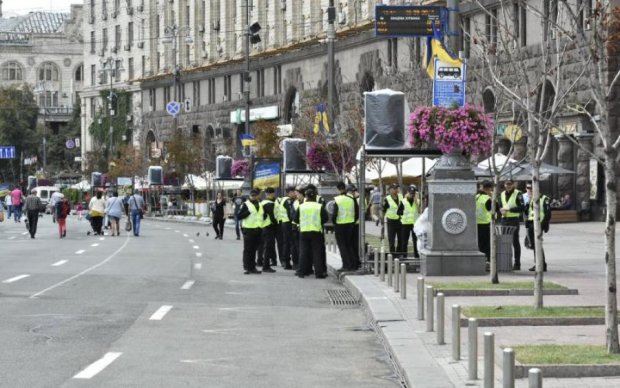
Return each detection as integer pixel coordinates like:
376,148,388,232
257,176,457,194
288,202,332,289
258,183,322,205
39,107,73,122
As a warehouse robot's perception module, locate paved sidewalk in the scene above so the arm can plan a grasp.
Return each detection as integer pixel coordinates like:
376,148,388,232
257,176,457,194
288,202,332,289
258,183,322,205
326,221,620,387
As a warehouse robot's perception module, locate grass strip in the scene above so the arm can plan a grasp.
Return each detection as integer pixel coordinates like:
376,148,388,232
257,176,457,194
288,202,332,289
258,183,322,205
512,345,620,365
462,305,603,318
428,281,567,290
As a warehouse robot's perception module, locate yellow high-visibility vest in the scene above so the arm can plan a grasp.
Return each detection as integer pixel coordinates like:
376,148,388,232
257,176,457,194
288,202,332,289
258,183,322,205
476,193,492,225
501,190,521,218
241,201,263,229
334,194,355,224
299,201,322,233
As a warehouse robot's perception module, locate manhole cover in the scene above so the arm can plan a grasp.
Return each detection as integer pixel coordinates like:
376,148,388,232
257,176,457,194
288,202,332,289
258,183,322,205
325,289,359,307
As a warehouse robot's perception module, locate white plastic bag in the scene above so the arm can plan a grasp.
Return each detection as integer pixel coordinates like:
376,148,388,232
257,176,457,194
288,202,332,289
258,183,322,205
414,208,429,252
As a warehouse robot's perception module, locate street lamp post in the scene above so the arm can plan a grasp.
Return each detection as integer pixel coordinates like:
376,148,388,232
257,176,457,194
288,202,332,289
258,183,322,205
34,81,49,172
163,25,193,130
99,57,124,162
243,0,261,158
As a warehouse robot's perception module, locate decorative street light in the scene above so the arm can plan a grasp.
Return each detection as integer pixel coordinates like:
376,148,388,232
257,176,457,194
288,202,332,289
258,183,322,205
99,56,124,162
162,25,193,113
33,80,50,172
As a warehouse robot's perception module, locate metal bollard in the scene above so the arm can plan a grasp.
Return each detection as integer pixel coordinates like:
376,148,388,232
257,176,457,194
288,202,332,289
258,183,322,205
374,248,379,276
436,293,445,344
400,264,407,299
417,277,425,320
426,285,434,332
394,259,400,292
528,368,542,388
468,318,478,380
452,305,461,361
380,249,386,282
484,332,494,388
503,348,515,388
387,254,393,287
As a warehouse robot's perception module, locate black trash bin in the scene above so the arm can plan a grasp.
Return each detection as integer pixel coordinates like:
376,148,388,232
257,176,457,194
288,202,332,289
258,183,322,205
495,225,516,272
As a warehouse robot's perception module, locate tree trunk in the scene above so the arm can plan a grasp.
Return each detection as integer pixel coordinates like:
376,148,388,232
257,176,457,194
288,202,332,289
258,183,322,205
490,175,500,284
533,169,544,309
604,147,620,353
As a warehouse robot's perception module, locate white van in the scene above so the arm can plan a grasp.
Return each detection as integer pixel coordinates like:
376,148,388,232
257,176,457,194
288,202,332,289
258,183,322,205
31,186,59,212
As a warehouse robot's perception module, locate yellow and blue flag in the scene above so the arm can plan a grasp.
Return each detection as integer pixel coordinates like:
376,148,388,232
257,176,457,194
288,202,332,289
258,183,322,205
424,26,463,80
313,103,330,134
240,134,256,147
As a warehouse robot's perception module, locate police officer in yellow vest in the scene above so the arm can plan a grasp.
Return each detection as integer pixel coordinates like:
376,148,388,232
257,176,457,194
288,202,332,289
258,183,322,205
397,185,420,259
526,186,551,272
383,183,403,256
294,188,328,278
332,182,359,271
476,180,494,262
500,178,526,270
290,186,305,270
274,187,296,270
259,187,278,273
237,189,264,274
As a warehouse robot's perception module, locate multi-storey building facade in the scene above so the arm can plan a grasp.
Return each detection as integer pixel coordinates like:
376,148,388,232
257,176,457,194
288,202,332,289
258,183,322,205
0,5,84,134
80,0,616,219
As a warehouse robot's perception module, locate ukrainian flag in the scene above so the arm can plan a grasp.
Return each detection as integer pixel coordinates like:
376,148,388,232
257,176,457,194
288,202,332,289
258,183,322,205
313,103,330,134
240,134,256,147
424,27,463,80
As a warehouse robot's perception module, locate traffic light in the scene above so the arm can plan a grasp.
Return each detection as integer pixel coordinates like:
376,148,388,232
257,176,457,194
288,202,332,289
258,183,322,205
109,93,117,116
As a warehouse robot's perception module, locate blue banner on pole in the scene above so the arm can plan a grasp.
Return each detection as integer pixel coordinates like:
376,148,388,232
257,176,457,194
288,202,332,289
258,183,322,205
0,146,16,159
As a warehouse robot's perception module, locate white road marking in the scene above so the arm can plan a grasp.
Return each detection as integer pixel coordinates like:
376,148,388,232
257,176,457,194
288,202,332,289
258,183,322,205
182,233,188,237
51,260,68,267
8,236,15,240
193,245,199,250
91,243,99,247
75,250,85,255
194,263,202,270
149,305,173,320
73,352,123,379
180,280,195,290
30,238,131,299
166,227,172,230
195,252,202,258
99,237,105,241
188,239,194,243
3,274,30,283
21,232,28,235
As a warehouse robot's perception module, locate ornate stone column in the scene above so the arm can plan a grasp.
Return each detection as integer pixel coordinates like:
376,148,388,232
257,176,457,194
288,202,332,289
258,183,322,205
421,150,486,276
575,132,594,216
555,134,575,198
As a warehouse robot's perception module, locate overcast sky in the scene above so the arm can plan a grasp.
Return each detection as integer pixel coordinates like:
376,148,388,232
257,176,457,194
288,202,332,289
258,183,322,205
2,0,78,17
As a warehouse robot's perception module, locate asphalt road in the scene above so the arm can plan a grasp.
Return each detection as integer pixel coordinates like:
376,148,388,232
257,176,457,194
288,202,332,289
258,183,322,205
0,214,400,388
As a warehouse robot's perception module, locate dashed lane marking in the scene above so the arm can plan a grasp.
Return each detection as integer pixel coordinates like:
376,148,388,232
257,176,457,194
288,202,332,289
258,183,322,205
75,250,85,254
73,352,123,379
99,237,105,241
180,280,195,290
194,263,202,270
193,245,200,250
51,260,68,267
183,234,188,237
149,305,173,320
188,239,194,243
8,236,15,240
91,243,99,247
195,252,202,258
3,274,30,283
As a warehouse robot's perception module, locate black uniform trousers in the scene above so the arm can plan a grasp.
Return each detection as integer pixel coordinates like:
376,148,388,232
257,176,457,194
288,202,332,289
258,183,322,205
477,223,491,261
526,221,547,267
27,210,39,238
291,227,300,269
352,224,360,269
501,218,521,267
261,225,277,269
335,223,356,270
242,228,261,271
276,222,292,266
298,232,326,277
398,223,419,258
386,219,401,256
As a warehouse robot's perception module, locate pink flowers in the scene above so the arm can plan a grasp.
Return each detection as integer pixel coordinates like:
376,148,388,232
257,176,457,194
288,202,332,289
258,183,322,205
231,159,250,177
307,142,354,173
408,104,494,157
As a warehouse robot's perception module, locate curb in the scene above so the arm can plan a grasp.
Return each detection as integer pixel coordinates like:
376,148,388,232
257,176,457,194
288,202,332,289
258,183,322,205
514,363,620,378
459,316,605,327
431,288,578,297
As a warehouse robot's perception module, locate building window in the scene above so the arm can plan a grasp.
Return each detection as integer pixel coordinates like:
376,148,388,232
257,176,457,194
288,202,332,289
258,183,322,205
39,91,59,108
1,61,23,81
103,28,108,51
486,9,498,47
256,68,265,98
102,0,107,16
513,2,527,47
193,81,201,106
149,88,155,111
387,38,398,69
75,64,83,81
544,0,559,39
141,55,146,77
208,78,215,104
90,98,96,119
115,25,121,51
90,0,95,20
163,87,170,109
90,31,96,53
91,64,96,86
128,22,134,47
38,62,59,81
128,58,134,80
115,60,122,81
114,0,120,15
224,75,232,101
273,65,282,95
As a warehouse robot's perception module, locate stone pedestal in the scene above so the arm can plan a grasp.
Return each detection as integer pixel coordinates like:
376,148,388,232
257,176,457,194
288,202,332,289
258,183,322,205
420,151,486,276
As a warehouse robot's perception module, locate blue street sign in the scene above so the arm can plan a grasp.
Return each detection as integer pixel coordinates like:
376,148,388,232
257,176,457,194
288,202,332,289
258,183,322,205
432,58,466,108
66,139,76,149
0,146,16,159
166,101,181,117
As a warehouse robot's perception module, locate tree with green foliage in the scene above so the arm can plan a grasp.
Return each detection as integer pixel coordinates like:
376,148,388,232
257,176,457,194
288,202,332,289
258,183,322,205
0,85,39,183
46,97,82,174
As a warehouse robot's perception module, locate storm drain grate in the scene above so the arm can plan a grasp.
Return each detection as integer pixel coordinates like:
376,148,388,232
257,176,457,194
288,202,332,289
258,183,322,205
325,289,359,307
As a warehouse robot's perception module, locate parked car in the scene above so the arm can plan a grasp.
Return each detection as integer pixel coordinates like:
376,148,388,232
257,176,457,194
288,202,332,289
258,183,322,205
30,186,59,213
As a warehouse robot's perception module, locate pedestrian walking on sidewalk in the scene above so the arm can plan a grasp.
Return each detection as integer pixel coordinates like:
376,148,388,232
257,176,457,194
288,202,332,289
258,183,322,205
333,182,358,271
211,191,226,239
398,185,420,259
23,190,42,238
238,188,263,274
294,188,328,279
499,179,525,270
383,183,403,257
525,184,551,272
55,197,71,238
260,187,278,273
